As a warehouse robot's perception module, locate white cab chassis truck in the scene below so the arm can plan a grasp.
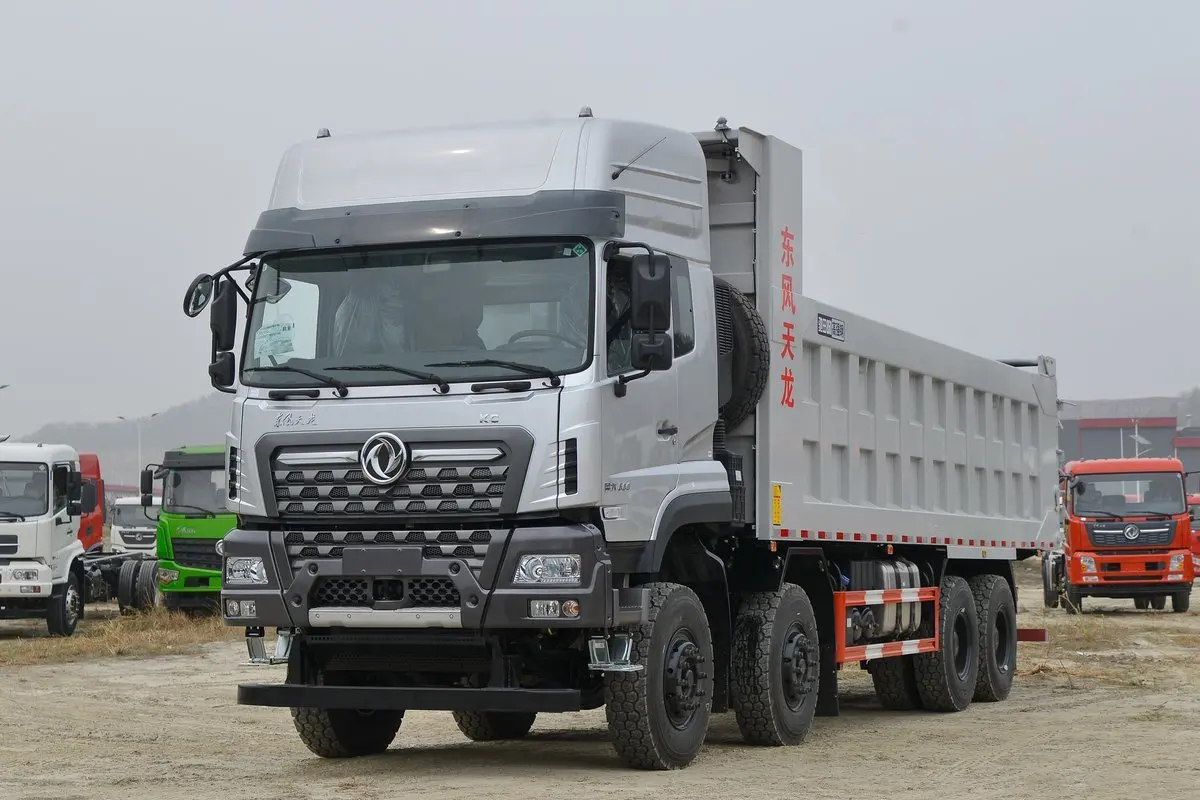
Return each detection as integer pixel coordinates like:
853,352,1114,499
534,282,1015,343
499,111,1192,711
0,442,157,635
182,111,1059,769
109,495,161,555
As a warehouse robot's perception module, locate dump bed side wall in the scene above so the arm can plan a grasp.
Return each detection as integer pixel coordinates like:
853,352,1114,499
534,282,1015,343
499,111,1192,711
701,127,1060,555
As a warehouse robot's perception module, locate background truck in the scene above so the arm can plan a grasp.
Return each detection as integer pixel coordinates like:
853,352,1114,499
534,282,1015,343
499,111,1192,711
1187,493,1199,573
0,442,159,634
78,452,105,553
180,111,1058,770
1044,457,1194,613
109,495,160,554
140,445,235,614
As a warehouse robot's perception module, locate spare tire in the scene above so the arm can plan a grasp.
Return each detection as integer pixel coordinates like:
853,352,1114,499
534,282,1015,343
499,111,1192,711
714,278,771,431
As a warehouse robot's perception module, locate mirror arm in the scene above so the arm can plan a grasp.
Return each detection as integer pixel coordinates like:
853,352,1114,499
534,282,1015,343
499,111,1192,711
614,369,651,398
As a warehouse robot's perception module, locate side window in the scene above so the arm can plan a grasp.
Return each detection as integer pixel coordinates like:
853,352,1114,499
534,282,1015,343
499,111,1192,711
251,278,320,366
671,264,695,357
52,465,70,514
606,260,633,376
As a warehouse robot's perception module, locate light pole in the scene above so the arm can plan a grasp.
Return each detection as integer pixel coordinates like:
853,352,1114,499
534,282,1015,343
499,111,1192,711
0,384,9,442
118,412,160,482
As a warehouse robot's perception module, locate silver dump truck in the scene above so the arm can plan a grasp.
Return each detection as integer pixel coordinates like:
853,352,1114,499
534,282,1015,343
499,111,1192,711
182,110,1059,770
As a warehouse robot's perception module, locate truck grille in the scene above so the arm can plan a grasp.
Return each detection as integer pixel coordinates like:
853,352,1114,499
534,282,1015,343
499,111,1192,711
270,451,511,519
1086,522,1177,548
119,529,156,546
169,538,222,571
284,529,497,575
311,577,460,609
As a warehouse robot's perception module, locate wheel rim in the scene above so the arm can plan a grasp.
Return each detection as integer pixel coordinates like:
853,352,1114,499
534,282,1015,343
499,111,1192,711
662,627,703,730
780,622,817,711
993,609,1012,675
64,583,81,628
952,609,971,681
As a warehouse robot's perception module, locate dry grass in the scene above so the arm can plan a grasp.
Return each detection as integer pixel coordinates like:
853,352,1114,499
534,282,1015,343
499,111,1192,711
0,607,241,668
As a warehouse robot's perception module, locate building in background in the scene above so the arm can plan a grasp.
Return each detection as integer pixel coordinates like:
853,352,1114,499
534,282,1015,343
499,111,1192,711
1059,397,1200,491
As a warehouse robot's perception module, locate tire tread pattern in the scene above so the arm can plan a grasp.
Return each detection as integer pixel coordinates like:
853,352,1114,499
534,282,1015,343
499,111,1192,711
968,574,1015,703
871,656,923,710
452,710,537,741
913,575,978,712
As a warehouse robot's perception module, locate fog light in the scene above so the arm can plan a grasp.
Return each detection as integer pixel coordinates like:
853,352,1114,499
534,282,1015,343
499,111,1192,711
226,599,240,616
225,599,256,617
561,599,581,618
158,568,180,585
20,586,41,594
529,600,561,619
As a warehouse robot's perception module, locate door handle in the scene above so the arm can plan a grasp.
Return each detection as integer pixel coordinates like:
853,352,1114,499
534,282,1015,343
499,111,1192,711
658,424,678,437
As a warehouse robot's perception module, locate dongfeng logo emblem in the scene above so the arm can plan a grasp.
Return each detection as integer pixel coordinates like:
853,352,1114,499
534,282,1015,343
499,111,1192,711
360,432,409,485
1123,524,1140,541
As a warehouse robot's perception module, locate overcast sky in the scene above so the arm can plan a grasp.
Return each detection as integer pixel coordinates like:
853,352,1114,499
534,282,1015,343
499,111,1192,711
2,0,1197,433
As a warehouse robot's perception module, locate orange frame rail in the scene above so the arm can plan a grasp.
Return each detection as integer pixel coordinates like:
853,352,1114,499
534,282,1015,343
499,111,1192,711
832,586,940,664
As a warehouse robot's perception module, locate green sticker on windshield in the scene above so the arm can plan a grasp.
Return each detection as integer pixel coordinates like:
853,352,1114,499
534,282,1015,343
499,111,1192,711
572,244,587,257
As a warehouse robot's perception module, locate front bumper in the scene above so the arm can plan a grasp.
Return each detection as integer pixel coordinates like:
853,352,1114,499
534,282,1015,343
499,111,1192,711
0,562,53,599
220,522,649,631
1070,549,1194,597
158,560,221,594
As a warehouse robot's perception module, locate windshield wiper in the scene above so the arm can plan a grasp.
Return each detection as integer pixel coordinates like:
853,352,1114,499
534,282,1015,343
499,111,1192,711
168,505,218,518
328,364,451,394
1087,511,1127,520
0,511,26,522
425,359,562,388
244,365,349,398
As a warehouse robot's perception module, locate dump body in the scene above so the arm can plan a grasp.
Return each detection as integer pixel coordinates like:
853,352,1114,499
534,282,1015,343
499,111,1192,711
189,113,1059,769
1047,458,1193,612
151,445,236,613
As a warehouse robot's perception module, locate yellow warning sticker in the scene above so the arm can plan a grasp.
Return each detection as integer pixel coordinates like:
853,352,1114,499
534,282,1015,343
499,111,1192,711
771,483,782,526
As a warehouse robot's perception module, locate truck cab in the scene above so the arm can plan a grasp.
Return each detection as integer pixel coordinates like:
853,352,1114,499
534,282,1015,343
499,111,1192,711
1189,493,1200,572
0,442,100,635
109,495,160,554
1046,458,1193,613
140,446,236,614
78,453,105,553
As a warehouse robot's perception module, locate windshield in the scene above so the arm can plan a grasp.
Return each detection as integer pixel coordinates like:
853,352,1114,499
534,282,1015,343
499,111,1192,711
163,468,227,516
1073,472,1186,516
0,462,49,517
112,502,159,527
240,239,594,388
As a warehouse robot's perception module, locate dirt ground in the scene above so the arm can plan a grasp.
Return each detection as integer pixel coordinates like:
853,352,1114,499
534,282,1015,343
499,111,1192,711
2,560,1198,800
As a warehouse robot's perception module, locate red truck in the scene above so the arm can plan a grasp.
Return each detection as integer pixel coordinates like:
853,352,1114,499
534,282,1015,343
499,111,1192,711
1044,457,1194,613
78,453,105,553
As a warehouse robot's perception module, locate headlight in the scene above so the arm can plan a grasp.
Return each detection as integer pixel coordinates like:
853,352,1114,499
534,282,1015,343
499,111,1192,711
157,568,180,585
10,568,39,582
1168,553,1185,571
225,557,268,585
513,554,582,586
1079,555,1097,573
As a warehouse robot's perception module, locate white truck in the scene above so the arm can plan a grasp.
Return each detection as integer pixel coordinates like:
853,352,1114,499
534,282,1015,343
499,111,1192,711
109,495,161,554
180,111,1059,770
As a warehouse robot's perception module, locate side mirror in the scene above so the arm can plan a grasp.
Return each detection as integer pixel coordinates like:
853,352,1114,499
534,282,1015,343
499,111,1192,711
184,274,216,318
630,331,673,371
1190,508,1196,522
139,468,154,496
68,471,82,502
210,279,238,352
629,253,672,333
209,351,236,389
80,481,98,515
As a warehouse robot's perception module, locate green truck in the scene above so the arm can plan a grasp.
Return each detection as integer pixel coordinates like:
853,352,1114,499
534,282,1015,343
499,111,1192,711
140,445,234,613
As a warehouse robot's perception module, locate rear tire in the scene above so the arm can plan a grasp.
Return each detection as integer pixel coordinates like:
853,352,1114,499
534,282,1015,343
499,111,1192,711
117,559,139,615
604,582,714,770
1134,597,1149,610
1041,557,1059,609
1171,592,1190,613
913,575,979,712
47,571,82,637
1150,595,1167,611
452,711,537,741
133,560,162,611
870,656,924,710
729,582,820,746
969,575,1017,703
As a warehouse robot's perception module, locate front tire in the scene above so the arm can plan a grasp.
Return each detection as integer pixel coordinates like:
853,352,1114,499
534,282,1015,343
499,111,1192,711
452,711,537,741
913,575,979,712
47,571,82,637
117,559,140,615
605,582,714,770
730,582,820,746
290,669,404,758
133,560,162,611
1041,556,1059,609
1171,591,1190,613
1134,597,1149,610
969,575,1017,703
1150,595,1167,611
1063,586,1083,614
